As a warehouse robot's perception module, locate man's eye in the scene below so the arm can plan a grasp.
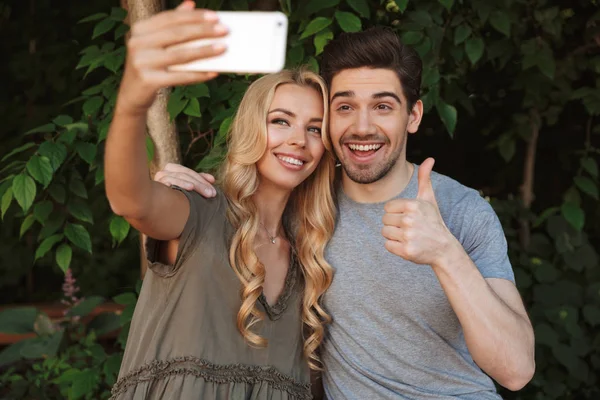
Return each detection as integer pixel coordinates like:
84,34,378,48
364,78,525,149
376,104,392,110
337,105,351,111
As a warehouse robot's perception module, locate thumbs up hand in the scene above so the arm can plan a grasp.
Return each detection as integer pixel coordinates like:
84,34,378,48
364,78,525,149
382,158,458,266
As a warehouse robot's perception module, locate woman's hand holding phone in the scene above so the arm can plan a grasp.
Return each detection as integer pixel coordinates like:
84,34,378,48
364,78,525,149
116,1,228,116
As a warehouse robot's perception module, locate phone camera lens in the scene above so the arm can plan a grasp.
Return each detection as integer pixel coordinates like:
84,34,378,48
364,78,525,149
277,21,283,27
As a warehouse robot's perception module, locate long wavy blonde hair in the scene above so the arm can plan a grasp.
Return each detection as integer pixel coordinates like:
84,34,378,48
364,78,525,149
218,68,336,369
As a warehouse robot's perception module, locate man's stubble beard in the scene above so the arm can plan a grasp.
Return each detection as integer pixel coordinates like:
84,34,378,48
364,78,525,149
337,132,407,185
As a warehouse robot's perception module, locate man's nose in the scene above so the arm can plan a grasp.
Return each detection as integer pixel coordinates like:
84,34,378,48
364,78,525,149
354,109,376,135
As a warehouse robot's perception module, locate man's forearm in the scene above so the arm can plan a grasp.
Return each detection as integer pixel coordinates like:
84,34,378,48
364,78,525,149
431,241,535,391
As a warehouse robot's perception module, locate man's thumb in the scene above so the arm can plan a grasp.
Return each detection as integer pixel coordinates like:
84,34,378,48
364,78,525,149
417,157,437,203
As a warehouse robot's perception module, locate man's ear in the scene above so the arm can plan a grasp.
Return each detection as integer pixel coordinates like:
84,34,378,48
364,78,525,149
407,99,424,134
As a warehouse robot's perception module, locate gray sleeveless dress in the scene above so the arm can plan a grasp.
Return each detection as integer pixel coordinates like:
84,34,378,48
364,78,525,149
110,189,311,400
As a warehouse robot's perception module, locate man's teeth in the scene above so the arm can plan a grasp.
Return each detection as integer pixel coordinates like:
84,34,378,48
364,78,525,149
278,155,304,166
348,144,382,151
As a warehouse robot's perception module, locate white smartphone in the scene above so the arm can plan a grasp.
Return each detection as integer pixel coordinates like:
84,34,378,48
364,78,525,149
169,11,288,74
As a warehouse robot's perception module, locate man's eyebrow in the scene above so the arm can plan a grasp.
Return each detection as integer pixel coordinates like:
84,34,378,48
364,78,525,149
373,91,402,105
330,90,355,102
268,108,296,117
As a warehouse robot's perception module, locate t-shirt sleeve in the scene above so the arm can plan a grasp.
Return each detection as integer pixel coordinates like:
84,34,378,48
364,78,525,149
145,187,222,278
459,195,515,283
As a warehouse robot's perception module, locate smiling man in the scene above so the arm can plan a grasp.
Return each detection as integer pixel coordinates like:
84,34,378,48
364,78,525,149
317,27,535,399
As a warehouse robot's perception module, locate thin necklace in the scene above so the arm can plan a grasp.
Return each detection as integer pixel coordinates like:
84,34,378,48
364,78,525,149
260,222,278,244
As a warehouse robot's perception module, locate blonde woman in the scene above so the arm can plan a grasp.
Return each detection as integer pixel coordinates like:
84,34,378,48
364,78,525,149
104,2,335,399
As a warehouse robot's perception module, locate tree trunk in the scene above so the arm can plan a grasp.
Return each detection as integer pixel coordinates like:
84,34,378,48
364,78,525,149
519,109,540,251
126,0,182,278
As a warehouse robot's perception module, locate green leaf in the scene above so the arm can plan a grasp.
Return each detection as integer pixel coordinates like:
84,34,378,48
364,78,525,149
38,214,65,241
1,188,12,220
89,313,121,337
56,244,72,273
308,55,320,73
436,100,457,136
335,11,362,32
314,29,334,55
82,96,104,116
490,10,511,37
70,178,88,199
35,234,64,260
183,98,202,117
12,174,36,212
0,307,37,334
109,7,127,21
146,136,155,163
401,31,424,45
408,10,433,27
454,25,472,45
38,142,68,171
537,47,555,79
186,83,210,98
103,353,123,385
574,176,599,199
438,0,454,11
422,69,440,87
396,0,408,13
68,199,94,224
465,37,485,65
64,223,92,253
75,142,97,165
499,137,516,162
113,293,137,306
33,201,53,225
58,129,77,145
1,142,36,162
581,157,599,178
52,115,73,127
71,369,98,399
26,156,53,188
114,23,129,40
167,92,189,121
561,202,585,231
346,0,370,18
20,214,36,238
48,183,66,203
78,13,108,24
24,123,56,135
300,17,332,39
92,18,117,39
110,216,130,245
120,304,135,325
69,296,104,318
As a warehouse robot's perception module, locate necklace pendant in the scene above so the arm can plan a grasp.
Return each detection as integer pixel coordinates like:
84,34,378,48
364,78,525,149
270,237,276,244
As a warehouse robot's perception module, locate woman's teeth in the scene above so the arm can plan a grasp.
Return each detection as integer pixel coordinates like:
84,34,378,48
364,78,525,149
348,144,383,151
277,155,304,166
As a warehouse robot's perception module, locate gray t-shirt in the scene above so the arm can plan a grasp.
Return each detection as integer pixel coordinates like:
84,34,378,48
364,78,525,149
322,164,514,399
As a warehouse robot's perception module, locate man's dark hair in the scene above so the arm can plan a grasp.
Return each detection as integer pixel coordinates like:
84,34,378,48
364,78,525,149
320,27,423,112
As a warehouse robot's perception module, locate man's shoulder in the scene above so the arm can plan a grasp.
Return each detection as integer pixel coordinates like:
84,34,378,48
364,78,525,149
429,170,497,231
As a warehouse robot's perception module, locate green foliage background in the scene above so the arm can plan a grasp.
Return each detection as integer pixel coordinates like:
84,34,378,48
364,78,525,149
0,0,599,398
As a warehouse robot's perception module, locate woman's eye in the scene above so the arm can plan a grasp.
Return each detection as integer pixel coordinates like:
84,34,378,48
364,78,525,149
272,119,289,126
308,127,322,134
